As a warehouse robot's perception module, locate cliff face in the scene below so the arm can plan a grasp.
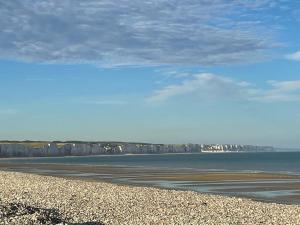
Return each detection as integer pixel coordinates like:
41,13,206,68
0,142,274,158
0,143,192,157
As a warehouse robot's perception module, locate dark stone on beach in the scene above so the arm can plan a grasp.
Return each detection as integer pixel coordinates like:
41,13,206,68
0,202,105,225
0,202,64,224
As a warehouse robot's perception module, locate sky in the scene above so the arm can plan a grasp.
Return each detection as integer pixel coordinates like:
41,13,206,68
0,0,300,148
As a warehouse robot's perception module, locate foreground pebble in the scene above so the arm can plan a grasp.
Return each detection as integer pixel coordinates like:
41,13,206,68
1,171,300,225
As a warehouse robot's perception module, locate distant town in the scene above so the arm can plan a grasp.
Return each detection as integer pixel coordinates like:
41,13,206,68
0,141,274,158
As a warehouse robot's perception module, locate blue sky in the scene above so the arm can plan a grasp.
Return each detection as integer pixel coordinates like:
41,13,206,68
0,0,300,147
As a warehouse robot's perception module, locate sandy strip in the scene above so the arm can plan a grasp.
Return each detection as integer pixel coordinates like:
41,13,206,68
1,171,300,225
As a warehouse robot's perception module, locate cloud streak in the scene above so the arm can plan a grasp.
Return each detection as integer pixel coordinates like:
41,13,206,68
0,0,279,66
148,73,300,103
286,51,300,61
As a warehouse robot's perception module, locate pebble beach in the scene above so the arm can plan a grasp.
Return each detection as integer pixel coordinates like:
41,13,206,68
1,171,300,225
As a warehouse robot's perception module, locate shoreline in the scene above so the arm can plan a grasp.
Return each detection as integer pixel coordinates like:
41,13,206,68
1,171,300,224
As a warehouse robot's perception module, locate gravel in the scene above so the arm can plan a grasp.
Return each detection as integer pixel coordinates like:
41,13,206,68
1,171,300,225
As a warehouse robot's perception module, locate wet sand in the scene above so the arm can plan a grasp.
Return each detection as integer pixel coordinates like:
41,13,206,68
0,162,296,180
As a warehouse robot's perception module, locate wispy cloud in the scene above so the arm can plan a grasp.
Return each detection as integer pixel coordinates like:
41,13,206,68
0,0,280,67
286,51,300,61
148,73,300,103
255,80,300,102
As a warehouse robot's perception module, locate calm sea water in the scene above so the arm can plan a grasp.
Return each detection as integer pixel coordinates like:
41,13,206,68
6,151,300,174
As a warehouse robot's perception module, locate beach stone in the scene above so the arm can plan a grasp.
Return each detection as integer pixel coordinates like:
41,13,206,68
1,171,300,225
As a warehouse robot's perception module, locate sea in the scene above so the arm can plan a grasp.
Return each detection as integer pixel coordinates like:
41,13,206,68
6,151,300,174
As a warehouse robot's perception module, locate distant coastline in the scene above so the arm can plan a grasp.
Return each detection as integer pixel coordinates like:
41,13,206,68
0,140,274,158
